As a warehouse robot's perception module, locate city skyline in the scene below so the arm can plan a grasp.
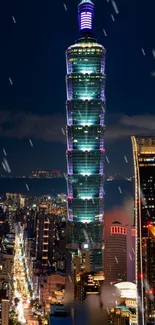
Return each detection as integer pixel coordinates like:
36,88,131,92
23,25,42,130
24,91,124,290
0,0,155,325
2,1,155,325
0,0,155,176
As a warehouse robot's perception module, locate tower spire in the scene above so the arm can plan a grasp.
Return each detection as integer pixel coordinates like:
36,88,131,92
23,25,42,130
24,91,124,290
78,0,94,33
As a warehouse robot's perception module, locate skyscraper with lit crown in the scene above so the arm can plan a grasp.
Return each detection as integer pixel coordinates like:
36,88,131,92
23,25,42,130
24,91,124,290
66,0,106,271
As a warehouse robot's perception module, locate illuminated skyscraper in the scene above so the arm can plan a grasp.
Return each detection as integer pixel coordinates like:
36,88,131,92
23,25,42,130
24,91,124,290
75,271,104,302
1,300,9,325
105,222,127,283
104,209,135,283
132,136,155,325
66,0,106,271
36,207,50,268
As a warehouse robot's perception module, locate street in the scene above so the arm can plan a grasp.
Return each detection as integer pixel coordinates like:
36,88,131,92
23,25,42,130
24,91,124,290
13,225,34,324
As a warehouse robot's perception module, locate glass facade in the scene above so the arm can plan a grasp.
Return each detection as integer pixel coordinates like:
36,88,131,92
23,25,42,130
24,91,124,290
132,136,155,325
66,0,106,271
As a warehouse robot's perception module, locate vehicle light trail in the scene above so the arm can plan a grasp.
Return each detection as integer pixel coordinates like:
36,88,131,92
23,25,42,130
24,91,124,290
13,224,33,323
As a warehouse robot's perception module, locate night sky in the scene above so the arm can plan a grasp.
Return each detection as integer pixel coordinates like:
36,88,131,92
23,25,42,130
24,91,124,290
0,0,155,176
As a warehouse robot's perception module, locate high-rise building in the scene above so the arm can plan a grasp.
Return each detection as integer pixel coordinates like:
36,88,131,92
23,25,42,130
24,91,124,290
49,214,67,274
36,206,67,273
74,271,104,302
132,136,155,325
104,222,127,283
1,299,9,325
36,206,50,268
26,209,36,238
49,304,72,325
104,209,135,283
109,306,131,325
66,0,106,271
126,226,135,283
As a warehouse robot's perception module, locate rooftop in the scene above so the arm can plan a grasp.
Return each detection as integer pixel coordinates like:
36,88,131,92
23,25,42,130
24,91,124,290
114,282,136,299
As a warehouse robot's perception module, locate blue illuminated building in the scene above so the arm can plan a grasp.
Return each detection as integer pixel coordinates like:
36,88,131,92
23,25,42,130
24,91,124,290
50,304,72,325
66,0,106,270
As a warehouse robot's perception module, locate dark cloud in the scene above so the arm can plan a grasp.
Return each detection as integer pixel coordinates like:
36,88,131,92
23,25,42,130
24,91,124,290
0,110,154,143
120,114,155,130
105,114,155,141
0,110,66,142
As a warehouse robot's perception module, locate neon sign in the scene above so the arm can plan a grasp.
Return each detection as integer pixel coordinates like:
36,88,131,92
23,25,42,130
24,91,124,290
111,226,127,235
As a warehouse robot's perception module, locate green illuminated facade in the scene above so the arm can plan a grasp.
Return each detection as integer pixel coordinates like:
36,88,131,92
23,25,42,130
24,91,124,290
66,0,106,270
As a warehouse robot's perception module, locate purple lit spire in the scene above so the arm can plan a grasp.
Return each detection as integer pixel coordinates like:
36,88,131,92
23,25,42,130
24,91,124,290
78,0,94,32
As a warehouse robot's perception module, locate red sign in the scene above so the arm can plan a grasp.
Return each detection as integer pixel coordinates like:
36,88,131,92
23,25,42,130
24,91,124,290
111,226,127,235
